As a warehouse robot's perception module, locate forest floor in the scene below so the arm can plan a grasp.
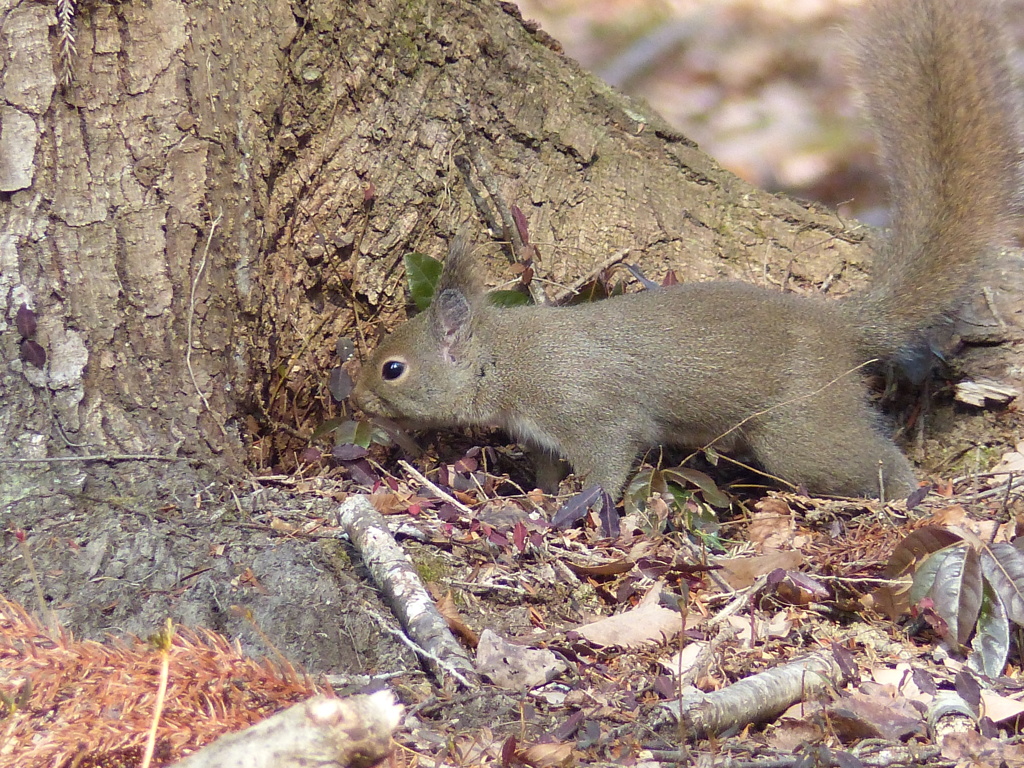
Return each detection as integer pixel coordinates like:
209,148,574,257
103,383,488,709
3,1,1024,766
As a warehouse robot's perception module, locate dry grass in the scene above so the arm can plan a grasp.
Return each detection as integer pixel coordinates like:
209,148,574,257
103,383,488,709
0,595,318,768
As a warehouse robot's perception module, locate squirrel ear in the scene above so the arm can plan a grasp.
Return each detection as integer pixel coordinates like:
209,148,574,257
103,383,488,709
436,233,484,297
430,233,482,362
431,288,473,362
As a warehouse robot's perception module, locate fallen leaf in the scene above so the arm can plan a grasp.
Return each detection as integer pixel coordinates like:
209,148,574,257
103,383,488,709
827,691,924,742
748,498,797,550
992,442,1024,475
980,689,1024,724
661,641,708,681
575,601,682,648
717,551,804,590
941,730,1024,764
475,630,566,690
521,741,575,768
768,716,825,752
436,591,479,648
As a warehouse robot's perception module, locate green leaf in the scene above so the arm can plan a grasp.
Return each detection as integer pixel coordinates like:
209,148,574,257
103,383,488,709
566,279,610,305
404,252,443,311
623,468,664,524
930,542,984,648
333,419,376,448
980,542,1024,627
969,582,1010,678
310,416,347,441
486,289,532,308
662,466,730,508
667,487,722,547
909,546,951,605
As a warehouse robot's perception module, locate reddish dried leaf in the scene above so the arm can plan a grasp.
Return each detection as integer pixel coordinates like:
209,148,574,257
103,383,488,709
511,204,530,245
16,304,36,339
513,520,528,553
20,339,46,368
885,526,964,577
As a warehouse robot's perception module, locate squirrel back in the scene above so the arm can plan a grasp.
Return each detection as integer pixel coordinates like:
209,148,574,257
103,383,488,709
845,0,1022,363
351,0,1022,501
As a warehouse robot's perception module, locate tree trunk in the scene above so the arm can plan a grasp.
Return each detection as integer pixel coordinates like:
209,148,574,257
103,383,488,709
0,0,877,665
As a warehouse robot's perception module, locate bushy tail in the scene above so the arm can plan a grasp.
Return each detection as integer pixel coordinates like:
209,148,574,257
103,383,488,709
845,0,1022,359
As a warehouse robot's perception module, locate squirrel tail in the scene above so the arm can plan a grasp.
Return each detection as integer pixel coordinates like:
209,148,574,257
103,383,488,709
845,0,1022,362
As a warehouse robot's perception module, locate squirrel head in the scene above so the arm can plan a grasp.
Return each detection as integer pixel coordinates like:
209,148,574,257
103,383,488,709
351,236,491,426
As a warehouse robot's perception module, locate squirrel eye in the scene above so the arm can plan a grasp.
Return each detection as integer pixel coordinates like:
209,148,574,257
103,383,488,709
381,359,406,381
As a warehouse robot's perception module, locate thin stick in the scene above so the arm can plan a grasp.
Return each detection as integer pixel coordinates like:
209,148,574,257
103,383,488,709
550,248,632,303
141,619,173,768
398,459,476,515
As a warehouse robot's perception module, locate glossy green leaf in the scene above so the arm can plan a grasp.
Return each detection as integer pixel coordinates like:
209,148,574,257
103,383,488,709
669,491,723,548
623,469,667,525
930,542,983,648
969,582,1010,678
487,290,532,308
566,279,610,305
663,466,730,508
310,416,346,440
908,547,949,605
333,418,376,448
404,252,442,311
980,542,1024,627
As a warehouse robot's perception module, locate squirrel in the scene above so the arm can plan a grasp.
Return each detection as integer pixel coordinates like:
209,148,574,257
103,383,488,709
351,0,1022,501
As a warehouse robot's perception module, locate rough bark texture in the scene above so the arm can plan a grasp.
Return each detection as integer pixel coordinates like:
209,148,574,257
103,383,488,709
0,0,1016,674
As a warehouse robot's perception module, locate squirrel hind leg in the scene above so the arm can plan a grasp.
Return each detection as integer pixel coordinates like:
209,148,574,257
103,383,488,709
565,442,643,501
749,406,917,500
529,449,569,494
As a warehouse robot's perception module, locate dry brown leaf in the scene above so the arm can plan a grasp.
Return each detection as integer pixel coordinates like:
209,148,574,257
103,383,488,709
435,590,479,647
370,489,414,514
941,730,1024,764
748,498,796,550
521,741,576,768
827,691,924,742
993,442,1024,474
726,610,792,646
661,641,708,681
270,517,299,534
768,716,826,752
981,690,1024,723
716,551,804,590
575,601,682,648
475,630,566,689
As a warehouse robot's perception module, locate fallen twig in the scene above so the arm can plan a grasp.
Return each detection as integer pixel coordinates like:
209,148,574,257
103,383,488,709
338,495,479,688
665,649,850,739
171,692,401,768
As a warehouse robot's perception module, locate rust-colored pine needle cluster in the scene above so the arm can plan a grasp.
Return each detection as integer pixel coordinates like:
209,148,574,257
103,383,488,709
0,595,318,768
